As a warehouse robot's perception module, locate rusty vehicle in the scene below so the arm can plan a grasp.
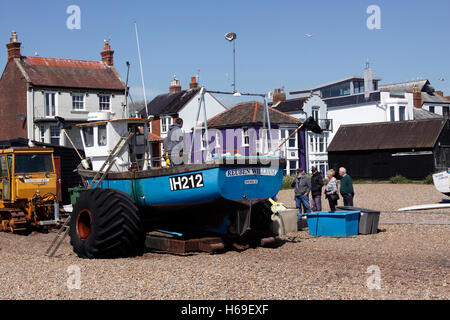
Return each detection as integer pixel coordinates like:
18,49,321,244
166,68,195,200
0,148,59,233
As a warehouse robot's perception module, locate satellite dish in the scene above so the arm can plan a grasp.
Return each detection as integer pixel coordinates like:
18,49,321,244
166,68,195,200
225,32,237,42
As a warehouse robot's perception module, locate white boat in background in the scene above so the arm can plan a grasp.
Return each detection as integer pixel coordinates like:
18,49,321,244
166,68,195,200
433,170,450,197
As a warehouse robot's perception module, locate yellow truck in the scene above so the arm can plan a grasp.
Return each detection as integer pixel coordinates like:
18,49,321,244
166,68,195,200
0,148,59,233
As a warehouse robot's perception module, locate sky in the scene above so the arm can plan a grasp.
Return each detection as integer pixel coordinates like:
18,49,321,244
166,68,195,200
0,0,449,106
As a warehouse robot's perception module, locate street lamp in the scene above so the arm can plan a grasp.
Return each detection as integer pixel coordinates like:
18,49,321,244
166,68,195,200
225,32,237,93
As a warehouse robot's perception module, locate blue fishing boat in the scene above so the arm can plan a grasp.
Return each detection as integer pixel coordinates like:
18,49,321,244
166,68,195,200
70,112,286,258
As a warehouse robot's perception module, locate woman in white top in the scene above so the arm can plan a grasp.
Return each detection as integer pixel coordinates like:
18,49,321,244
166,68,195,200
325,169,339,211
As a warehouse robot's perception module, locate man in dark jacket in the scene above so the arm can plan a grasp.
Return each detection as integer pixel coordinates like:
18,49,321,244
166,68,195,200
164,118,184,166
291,169,311,218
339,167,354,206
310,166,324,211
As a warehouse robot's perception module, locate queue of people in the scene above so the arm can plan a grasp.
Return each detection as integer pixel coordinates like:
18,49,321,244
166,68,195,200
292,166,354,216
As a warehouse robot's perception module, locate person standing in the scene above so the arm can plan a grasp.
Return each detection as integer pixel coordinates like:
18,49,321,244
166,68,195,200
310,166,324,212
291,169,312,218
339,167,354,206
325,169,339,211
164,118,185,167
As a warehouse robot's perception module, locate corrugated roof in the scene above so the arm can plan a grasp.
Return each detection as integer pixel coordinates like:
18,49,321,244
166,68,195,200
140,88,200,116
273,97,308,113
206,101,301,128
17,56,126,90
328,118,448,152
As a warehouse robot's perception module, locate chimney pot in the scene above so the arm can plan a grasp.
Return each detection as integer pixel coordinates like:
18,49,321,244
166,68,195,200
169,76,182,93
6,30,21,62
273,88,286,105
101,41,114,66
190,76,198,89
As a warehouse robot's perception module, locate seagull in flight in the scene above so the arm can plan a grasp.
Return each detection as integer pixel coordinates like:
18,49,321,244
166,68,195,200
439,77,445,82
305,34,316,38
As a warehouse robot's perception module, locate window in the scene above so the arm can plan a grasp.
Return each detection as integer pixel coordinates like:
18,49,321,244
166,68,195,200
72,93,85,110
321,82,351,98
82,126,94,147
309,134,327,153
0,156,8,177
312,108,319,121
98,125,107,146
390,106,395,122
353,81,365,94
373,81,378,91
39,125,45,143
399,106,406,121
201,129,207,150
215,131,221,148
242,127,250,146
161,117,173,134
443,106,449,117
429,106,435,113
310,161,329,178
99,94,111,111
44,92,56,117
289,160,298,176
50,126,60,145
288,129,296,148
15,154,53,174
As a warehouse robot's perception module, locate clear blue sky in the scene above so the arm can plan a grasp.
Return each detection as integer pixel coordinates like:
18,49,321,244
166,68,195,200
1,0,449,106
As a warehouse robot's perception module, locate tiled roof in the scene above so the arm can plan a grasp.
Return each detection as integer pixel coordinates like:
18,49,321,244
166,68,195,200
413,108,443,120
421,92,450,104
17,56,125,90
328,118,448,152
206,101,301,128
273,97,308,113
139,88,201,116
380,79,433,93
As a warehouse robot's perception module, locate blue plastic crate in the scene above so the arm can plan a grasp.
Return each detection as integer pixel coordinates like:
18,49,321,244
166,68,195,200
306,211,360,237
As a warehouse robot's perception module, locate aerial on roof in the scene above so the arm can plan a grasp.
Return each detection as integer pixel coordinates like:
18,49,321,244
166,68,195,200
139,88,200,116
272,97,308,113
16,56,126,90
327,118,448,152
206,101,301,129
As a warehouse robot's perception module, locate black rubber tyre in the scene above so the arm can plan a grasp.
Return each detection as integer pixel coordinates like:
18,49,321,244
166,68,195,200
70,188,145,259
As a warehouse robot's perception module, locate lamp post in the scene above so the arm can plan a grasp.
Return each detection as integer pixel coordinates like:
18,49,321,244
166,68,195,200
225,32,237,93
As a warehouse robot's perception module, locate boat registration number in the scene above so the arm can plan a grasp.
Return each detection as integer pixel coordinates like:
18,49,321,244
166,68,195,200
169,173,204,191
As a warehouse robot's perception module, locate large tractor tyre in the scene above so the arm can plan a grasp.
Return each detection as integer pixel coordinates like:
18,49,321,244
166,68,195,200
70,188,145,259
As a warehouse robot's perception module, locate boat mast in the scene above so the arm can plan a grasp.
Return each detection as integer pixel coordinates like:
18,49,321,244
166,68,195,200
134,22,149,116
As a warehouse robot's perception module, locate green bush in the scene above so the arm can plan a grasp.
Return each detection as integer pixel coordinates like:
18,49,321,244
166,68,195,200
424,174,434,185
389,175,410,184
282,175,295,190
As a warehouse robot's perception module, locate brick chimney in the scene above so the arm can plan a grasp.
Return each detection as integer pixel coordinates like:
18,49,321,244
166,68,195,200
189,76,198,89
272,88,286,105
413,85,422,108
169,76,181,93
101,41,114,66
6,31,21,62
435,90,444,97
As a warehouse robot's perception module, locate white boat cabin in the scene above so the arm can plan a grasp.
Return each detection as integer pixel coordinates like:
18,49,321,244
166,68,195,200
78,113,151,173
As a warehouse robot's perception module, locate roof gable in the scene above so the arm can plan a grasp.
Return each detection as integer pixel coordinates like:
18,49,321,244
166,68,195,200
207,101,301,128
274,97,308,113
18,56,125,90
142,88,200,116
328,119,448,152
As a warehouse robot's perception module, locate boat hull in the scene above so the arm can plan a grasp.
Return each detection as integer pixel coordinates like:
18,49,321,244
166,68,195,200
80,163,284,207
433,170,450,197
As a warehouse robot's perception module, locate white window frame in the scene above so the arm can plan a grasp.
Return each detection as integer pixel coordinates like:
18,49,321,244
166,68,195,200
72,93,85,110
44,92,57,117
50,125,60,145
160,116,173,134
99,94,111,111
241,127,250,147
215,130,221,148
39,125,46,143
201,129,207,151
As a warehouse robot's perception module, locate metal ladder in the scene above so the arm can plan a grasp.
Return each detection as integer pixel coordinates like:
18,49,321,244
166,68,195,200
45,132,135,257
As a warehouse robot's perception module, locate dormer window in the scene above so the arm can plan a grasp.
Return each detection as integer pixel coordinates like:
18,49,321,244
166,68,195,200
99,94,111,111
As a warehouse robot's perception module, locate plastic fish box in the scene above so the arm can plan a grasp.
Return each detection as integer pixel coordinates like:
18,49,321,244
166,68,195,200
306,211,360,237
337,206,380,235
